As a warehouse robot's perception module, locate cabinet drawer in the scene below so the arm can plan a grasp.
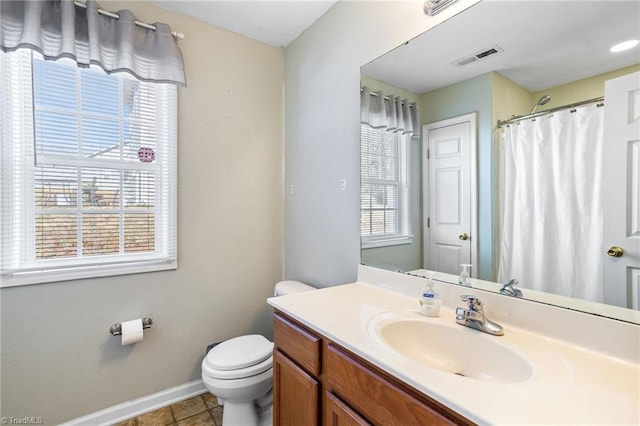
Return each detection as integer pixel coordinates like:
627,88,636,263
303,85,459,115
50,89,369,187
325,343,471,426
273,312,321,376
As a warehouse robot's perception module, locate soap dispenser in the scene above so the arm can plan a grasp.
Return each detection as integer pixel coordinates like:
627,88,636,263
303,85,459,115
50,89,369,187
419,273,441,317
458,264,472,287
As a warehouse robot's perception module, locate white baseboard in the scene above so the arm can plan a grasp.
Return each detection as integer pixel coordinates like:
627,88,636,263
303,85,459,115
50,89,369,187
60,379,207,426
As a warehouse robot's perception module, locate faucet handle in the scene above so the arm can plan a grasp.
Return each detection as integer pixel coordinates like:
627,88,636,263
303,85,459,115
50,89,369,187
460,295,483,311
500,279,523,297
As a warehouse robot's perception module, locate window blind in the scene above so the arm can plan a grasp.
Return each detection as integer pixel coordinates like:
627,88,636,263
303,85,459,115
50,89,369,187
360,124,411,248
1,49,177,286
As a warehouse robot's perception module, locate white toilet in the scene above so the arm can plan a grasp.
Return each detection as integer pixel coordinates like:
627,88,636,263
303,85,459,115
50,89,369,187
201,280,315,426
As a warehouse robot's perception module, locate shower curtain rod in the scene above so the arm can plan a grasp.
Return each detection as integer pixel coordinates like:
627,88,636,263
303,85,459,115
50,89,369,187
497,96,604,128
73,1,184,39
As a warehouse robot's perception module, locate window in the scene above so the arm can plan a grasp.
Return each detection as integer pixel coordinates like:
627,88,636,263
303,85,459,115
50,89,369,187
1,49,177,286
360,124,412,248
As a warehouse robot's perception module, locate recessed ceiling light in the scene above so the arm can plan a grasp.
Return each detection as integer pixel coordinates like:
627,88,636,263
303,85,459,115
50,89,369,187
610,39,640,53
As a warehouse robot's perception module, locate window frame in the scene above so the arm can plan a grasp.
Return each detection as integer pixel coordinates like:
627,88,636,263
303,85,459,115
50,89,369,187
360,124,413,249
0,49,177,287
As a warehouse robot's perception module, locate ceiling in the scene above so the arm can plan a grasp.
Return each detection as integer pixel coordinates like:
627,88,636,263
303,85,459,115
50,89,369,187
152,1,640,91
152,0,338,48
361,1,640,94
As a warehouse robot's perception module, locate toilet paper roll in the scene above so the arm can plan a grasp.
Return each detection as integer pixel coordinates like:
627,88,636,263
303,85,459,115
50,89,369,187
121,318,144,346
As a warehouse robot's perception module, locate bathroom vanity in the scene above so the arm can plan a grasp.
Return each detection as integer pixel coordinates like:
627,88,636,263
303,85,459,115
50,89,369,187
267,266,640,425
272,312,471,425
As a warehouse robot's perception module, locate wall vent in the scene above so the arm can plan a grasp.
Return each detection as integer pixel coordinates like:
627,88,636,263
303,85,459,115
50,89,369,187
454,45,504,67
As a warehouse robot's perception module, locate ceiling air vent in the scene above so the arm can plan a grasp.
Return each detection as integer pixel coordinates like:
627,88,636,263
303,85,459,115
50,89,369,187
454,45,504,67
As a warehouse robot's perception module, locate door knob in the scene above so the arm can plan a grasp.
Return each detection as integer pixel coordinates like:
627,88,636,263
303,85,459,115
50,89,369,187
607,246,624,257
459,233,469,241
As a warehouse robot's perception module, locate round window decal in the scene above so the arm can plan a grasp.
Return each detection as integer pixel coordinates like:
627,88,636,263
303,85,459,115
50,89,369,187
138,147,155,163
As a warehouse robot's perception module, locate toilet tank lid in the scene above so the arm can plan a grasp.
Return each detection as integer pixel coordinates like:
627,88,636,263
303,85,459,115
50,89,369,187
205,335,273,371
274,280,315,296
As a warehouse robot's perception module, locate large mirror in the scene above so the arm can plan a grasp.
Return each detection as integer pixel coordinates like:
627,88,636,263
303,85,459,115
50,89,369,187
360,0,640,323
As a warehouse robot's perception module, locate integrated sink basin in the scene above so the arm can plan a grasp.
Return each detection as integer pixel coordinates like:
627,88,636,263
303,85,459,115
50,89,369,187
371,316,533,383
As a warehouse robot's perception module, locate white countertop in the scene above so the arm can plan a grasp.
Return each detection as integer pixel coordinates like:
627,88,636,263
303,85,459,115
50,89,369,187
268,282,640,425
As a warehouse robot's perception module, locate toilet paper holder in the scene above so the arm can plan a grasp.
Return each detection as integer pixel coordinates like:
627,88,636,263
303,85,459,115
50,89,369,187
110,317,153,336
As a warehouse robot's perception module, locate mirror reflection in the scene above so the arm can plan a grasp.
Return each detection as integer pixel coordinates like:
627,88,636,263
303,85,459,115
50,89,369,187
360,0,640,323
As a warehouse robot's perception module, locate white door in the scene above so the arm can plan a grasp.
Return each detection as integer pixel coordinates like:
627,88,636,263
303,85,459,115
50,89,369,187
603,71,640,309
423,113,477,276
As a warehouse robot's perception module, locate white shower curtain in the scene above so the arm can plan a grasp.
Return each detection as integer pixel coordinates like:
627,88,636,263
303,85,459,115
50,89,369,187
498,104,604,302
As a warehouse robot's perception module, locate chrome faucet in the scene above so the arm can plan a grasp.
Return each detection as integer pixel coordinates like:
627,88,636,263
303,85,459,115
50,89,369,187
499,279,522,298
455,295,504,336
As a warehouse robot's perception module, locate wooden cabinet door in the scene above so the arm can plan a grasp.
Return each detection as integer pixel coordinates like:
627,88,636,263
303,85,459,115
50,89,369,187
324,392,371,426
273,349,319,426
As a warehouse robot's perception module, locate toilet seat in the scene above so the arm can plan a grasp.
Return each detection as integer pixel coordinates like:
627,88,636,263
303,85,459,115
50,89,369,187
203,334,274,380
202,356,273,380
203,356,273,380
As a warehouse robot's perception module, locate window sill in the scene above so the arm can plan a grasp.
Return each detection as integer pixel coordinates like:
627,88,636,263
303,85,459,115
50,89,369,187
361,235,413,249
0,258,177,288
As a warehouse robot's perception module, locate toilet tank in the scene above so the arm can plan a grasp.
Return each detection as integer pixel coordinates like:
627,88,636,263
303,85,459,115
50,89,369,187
274,280,315,296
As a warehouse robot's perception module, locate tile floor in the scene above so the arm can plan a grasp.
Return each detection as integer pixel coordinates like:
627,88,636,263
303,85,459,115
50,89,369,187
114,393,223,426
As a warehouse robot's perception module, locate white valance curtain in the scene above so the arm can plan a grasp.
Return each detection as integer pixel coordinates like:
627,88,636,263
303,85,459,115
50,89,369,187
0,0,185,85
360,86,419,135
497,104,605,302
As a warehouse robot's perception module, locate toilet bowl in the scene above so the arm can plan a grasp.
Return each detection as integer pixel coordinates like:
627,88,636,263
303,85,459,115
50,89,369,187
201,280,315,426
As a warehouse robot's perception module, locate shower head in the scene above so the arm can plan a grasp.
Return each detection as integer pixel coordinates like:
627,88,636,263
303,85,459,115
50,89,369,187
537,95,551,106
530,95,551,114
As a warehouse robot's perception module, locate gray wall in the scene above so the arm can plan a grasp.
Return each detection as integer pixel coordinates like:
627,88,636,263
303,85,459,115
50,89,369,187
0,2,284,423
283,0,480,287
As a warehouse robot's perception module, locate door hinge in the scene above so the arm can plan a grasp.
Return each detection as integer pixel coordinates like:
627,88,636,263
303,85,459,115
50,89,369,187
427,217,430,228
427,148,430,159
